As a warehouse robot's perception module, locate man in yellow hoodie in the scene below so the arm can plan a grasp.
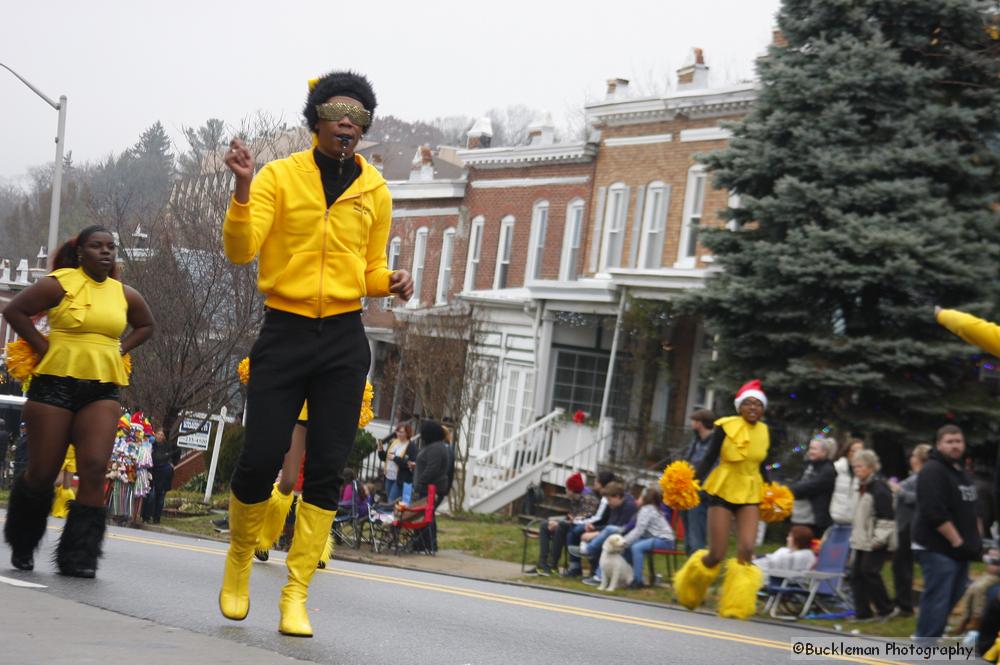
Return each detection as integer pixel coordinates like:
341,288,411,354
218,70,412,638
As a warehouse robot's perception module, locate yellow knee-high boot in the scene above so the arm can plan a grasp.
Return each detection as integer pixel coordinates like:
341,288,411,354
51,486,75,518
255,484,294,561
674,549,721,610
718,558,763,619
279,500,336,637
219,494,269,620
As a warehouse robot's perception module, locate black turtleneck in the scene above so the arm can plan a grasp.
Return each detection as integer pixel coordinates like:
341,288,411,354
313,147,360,208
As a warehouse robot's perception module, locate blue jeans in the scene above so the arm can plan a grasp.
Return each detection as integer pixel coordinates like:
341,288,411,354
915,550,969,639
682,500,708,554
386,477,402,503
586,525,625,574
626,537,675,584
566,523,588,570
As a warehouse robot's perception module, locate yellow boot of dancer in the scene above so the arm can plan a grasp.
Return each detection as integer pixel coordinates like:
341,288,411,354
279,501,336,637
219,493,268,620
718,558,763,619
254,484,294,562
674,549,721,610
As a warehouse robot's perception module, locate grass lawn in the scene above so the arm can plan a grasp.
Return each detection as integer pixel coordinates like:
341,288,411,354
435,514,526,564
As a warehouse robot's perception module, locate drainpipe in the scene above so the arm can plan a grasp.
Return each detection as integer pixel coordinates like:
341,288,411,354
598,287,627,456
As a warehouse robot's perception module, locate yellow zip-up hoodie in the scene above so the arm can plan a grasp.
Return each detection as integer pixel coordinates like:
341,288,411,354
223,150,394,318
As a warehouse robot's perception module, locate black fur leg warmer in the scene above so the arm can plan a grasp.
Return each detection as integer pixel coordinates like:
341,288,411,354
55,502,107,578
4,475,54,571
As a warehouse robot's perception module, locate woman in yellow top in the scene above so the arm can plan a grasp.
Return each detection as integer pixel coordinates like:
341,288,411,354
2,225,154,577
674,379,770,619
219,71,412,638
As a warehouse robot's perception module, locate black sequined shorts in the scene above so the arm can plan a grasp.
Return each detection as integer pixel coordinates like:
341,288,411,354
27,374,121,412
704,492,756,512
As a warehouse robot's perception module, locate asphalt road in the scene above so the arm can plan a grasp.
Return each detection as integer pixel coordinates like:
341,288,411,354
0,514,905,665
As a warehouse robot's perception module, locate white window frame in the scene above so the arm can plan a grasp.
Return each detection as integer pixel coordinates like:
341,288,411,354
435,227,456,305
676,165,707,268
463,216,484,292
493,215,515,290
525,200,549,283
599,183,628,272
384,236,402,308
407,227,428,308
560,198,585,281
637,182,670,269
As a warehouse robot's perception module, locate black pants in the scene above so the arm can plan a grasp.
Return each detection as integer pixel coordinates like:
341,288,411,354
851,549,893,618
538,520,571,569
892,527,914,612
142,463,174,522
231,308,370,511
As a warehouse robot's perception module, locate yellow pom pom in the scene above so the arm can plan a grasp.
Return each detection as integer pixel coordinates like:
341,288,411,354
238,357,250,385
4,338,41,382
122,353,132,376
659,460,702,510
759,482,794,523
358,380,375,428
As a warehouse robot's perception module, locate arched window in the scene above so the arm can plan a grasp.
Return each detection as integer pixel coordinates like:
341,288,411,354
638,182,670,269
599,182,629,271
560,199,585,281
525,200,549,282
493,215,515,289
408,227,429,308
676,165,706,267
435,228,456,305
464,216,484,292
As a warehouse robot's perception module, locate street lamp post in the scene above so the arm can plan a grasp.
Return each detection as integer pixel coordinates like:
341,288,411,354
1,63,67,260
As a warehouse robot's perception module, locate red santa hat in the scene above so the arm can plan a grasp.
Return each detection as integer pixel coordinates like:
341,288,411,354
734,379,767,410
565,472,585,494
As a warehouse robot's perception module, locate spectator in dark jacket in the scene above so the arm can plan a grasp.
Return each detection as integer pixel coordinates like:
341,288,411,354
889,443,931,616
681,408,715,553
569,482,639,583
142,428,181,524
914,425,982,641
790,437,836,537
413,421,450,505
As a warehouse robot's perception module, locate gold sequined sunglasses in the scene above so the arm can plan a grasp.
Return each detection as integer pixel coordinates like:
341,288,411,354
316,102,372,128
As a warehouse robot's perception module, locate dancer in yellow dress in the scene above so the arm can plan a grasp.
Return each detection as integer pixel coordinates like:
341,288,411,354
2,225,154,576
674,380,770,619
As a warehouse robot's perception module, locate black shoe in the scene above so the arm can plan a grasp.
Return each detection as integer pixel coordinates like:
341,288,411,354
626,580,645,590
254,548,269,562
55,503,106,578
561,568,582,578
10,552,33,571
525,566,551,576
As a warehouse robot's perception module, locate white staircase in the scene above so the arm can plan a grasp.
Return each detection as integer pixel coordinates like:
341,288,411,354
463,409,564,513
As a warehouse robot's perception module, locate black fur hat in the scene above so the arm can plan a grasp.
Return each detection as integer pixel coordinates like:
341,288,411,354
304,71,377,134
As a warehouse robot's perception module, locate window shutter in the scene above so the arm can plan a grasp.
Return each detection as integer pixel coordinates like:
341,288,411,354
588,186,607,274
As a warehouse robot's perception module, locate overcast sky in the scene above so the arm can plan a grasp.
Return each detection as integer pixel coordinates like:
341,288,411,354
1,0,780,182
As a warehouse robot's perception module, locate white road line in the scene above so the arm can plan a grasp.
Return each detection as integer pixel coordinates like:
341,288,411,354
0,575,47,589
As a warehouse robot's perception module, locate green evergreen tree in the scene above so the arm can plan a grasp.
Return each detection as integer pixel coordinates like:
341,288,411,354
694,0,1000,461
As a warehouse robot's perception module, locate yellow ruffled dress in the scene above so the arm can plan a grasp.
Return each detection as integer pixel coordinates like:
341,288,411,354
702,415,770,505
34,267,130,386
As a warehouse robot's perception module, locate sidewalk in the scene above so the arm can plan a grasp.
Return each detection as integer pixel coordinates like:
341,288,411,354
0,584,316,665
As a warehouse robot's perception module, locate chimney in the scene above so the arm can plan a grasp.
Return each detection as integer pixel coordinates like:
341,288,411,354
371,153,384,172
15,259,29,284
676,48,709,90
35,245,47,269
0,259,10,284
605,78,630,101
409,145,435,181
527,111,555,146
466,117,493,149
771,28,787,48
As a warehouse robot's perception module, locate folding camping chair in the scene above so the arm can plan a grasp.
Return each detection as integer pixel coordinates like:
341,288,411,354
761,524,854,620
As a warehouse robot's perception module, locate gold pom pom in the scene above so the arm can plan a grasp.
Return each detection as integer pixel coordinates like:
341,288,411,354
759,482,794,523
4,338,41,382
659,460,702,510
238,357,250,385
122,353,132,376
358,380,375,428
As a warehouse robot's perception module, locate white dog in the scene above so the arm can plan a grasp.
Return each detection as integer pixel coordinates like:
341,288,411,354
597,534,632,592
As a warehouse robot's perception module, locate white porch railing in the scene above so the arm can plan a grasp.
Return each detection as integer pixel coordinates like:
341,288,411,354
539,424,613,489
463,408,564,512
